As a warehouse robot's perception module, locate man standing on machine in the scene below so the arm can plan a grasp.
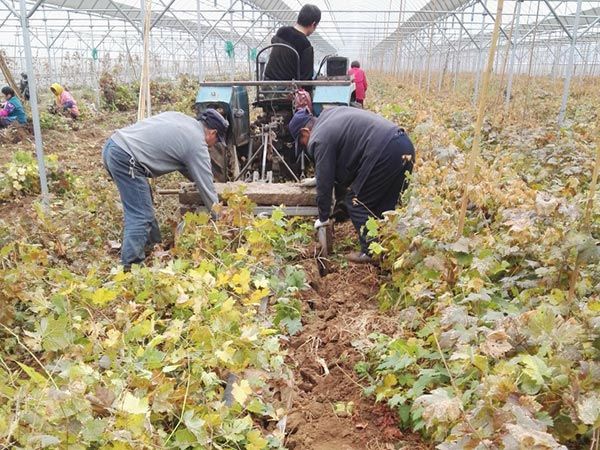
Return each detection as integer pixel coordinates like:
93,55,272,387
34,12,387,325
264,4,321,81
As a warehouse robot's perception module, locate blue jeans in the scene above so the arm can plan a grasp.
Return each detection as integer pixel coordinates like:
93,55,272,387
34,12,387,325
102,138,161,267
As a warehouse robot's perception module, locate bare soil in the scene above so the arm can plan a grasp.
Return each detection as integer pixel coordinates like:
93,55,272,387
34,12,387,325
283,224,429,450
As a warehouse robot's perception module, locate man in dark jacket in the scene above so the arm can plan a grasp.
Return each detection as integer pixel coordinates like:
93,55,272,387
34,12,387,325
19,73,30,101
289,107,415,264
264,4,321,81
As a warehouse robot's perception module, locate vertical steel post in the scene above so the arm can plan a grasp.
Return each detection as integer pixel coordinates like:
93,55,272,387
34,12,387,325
196,0,203,81
473,9,486,104
558,0,583,125
42,9,54,83
453,13,463,90
426,24,434,93
19,0,49,208
229,2,234,80
504,0,522,110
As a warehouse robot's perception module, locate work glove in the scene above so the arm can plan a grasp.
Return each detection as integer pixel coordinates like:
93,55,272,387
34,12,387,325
300,177,316,187
314,218,330,229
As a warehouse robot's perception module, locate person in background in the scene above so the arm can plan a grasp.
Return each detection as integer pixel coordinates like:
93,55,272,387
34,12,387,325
0,86,27,128
348,61,368,105
102,109,228,271
264,4,321,81
50,83,79,119
289,107,415,264
19,73,30,101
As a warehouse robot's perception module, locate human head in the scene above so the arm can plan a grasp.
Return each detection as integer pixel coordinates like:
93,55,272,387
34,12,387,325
1,86,14,100
50,83,63,96
289,108,316,155
297,4,321,36
351,61,360,68
199,108,229,147
21,72,27,79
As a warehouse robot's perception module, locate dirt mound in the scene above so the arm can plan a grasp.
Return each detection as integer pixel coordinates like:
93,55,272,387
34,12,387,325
284,225,429,450
0,123,32,145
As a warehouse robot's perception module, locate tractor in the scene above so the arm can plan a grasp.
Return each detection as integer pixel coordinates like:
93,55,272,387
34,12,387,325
194,44,358,184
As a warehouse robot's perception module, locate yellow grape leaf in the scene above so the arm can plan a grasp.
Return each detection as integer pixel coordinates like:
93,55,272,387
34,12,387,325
240,326,258,342
246,288,270,306
231,268,251,294
246,429,268,450
104,329,122,347
216,271,230,287
17,362,47,385
221,297,235,313
119,392,149,415
383,373,397,388
259,328,278,336
215,341,235,363
91,287,118,306
232,379,252,405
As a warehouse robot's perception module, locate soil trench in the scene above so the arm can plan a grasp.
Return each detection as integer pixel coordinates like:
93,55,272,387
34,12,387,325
283,228,427,450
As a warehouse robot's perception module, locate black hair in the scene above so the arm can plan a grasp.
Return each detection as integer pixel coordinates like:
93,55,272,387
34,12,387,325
297,4,321,27
1,86,15,97
351,60,360,68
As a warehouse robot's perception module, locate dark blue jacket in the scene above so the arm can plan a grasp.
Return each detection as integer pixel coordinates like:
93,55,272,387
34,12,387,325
307,107,402,221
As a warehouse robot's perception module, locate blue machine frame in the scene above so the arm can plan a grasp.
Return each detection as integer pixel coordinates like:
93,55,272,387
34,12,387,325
195,86,250,147
312,82,356,116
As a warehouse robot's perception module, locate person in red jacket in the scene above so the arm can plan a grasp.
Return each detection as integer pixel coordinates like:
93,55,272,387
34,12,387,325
348,61,368,105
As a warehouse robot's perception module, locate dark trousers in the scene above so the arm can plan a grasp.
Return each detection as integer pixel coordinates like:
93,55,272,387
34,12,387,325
347,132,415,254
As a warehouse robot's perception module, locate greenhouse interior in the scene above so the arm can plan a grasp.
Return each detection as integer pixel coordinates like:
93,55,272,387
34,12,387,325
0,0,599,449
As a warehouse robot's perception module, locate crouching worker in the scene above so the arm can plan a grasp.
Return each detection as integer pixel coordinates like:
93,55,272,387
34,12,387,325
289,107,415,264
50,83,79,119
102,109,228,270
0,87,27,128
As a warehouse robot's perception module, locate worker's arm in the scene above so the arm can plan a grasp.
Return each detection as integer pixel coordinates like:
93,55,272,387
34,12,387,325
183,144,219,216
313,140,337,222
0,102,14,117
363,71,368,91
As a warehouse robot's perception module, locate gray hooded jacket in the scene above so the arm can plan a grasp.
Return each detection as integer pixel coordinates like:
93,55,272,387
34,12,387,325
111,111,218,211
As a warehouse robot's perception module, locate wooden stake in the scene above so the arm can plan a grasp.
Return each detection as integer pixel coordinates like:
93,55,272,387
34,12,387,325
456,0,505,238
0,50,22,99
137,0,152,121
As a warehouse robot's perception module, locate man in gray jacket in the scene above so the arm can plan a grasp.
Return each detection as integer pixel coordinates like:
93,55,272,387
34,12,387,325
102,109,228,269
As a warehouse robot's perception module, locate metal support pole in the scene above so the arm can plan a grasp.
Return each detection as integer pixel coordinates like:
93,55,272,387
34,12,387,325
42,11,54,83
229,3,234,81
199,0,239,45
150,0,175,30
19,0,49,208
504,0,522,110
473,11,486,104
26,0,44,18
426,24,434,92
557,0,583,125
542,0,572,41
196,0,203,81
